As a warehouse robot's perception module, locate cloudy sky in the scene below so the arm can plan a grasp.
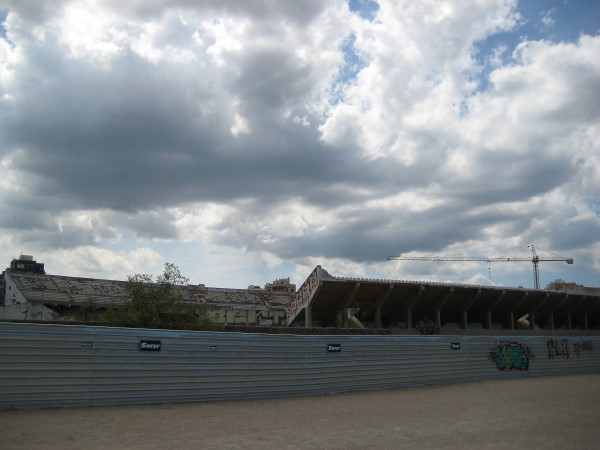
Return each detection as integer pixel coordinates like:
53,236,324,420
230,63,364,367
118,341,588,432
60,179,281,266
1,0,599,289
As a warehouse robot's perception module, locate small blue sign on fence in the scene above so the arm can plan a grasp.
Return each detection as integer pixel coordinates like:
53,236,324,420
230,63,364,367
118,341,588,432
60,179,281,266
139,340,161,352
451,342,461,350
327,344,342,352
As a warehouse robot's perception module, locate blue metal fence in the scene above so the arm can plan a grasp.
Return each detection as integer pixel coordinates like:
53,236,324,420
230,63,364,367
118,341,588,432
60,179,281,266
1,322,598,409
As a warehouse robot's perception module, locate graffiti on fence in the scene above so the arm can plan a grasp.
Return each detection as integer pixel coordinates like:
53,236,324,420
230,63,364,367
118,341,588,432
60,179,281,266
547,338,570,359
547,339,594,359
573,341,594,357
490,341,533,371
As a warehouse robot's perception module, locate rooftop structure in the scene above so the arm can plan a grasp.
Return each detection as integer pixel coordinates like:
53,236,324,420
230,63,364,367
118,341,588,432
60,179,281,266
9,255,45,275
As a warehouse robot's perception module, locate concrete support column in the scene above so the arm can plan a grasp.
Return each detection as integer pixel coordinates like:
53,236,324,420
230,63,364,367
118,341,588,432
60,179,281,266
406,306,413,329
433,288,453,330
529,311,536,330
567,314,572,330
461,289,481,330
509,311,514,330
584,314,589,331
340,282,360,329
508,292,528,330
375,307,382,329
305,305,312,328
548,311,555,330
485,310,492,330
461,310,468,330
485,290,505,330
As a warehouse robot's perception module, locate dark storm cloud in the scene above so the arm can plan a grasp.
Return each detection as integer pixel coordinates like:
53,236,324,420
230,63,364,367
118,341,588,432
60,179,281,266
0,19,431,222
212,199,528,263
450,151,576,205
16,225,99,250
547,218,600,251
105,0,327,26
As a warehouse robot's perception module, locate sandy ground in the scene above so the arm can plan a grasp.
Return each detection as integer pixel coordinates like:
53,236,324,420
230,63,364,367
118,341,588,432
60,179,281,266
1,373,599,449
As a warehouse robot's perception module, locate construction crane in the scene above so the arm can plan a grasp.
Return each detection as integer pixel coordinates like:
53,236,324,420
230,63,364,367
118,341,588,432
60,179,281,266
387,245,574,289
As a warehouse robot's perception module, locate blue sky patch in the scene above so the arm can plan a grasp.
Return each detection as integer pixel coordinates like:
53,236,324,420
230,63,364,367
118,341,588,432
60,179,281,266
473,0,600,92
349,0,379,21
0,11,8,40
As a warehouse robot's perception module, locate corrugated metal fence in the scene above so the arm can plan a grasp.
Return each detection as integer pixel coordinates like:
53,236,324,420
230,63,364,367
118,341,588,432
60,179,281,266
1,322,599,409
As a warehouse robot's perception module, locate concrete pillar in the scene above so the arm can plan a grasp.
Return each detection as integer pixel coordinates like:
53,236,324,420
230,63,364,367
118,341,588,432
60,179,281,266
529,311,536,330
485,290,505,330
509,311,514,330
341,307,348,328
305,305,312,328
567,314,572,330
584,314,589,331
485,310,492,330
461,310,468,330
406,306,412,329
460,288,481,330
371,284,393,329
548,311,555,330
433,288,453,329
340,282,360,328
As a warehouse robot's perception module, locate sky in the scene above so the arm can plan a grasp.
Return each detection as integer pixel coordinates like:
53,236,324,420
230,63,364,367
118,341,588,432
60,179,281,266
0,0,599,290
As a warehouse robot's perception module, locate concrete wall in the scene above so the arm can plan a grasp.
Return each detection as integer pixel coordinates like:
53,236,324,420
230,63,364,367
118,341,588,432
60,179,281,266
1,322,598,409
1,272,28,306
0,303,63,321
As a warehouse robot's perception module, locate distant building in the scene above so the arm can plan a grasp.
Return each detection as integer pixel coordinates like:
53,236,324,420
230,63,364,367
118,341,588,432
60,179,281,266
9,255,45,274
264,277,296,293
546,279,600,297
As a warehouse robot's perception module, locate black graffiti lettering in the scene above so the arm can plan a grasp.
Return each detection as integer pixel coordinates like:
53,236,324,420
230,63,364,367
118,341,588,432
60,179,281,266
581,341,594,352
547,338,570,359
573,341,594,357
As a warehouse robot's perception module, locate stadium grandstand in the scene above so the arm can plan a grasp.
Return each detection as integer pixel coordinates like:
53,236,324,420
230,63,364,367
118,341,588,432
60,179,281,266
286,266,600,333
2,256,599,333
0,256,293,326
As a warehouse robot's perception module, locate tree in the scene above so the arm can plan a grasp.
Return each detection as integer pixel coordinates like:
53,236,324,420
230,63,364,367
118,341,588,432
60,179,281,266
102,263,213,331
73,298,103,322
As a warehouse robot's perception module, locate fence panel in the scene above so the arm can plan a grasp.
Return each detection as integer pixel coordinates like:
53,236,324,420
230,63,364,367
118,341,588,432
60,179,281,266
0,322,598,409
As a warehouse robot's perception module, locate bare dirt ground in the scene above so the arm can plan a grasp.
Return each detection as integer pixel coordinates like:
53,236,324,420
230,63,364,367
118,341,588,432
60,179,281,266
2,373,599,450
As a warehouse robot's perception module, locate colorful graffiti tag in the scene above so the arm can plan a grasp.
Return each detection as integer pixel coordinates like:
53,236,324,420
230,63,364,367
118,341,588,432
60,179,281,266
490,342,533,371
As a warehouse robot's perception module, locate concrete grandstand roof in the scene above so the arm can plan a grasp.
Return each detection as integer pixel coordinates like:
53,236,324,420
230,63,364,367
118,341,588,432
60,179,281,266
2,271,291,311
286,266,600,331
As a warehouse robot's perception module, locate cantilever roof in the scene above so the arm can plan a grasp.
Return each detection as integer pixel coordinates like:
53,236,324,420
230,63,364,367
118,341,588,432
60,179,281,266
287,266,600,330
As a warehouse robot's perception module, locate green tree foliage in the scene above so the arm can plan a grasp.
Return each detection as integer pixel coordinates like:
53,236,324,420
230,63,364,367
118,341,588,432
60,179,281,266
73,298,103,322
102,263,213,331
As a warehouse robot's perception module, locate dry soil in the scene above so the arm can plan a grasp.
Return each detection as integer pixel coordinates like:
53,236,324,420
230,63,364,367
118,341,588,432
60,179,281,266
1,373,599,449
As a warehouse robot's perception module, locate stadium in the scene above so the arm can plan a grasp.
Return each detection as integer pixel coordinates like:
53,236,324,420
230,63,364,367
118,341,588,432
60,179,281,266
1,254,599,411
2,255,599,333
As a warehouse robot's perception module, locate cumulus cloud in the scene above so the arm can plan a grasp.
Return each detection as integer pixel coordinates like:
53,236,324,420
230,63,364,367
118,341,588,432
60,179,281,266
0,0,598,288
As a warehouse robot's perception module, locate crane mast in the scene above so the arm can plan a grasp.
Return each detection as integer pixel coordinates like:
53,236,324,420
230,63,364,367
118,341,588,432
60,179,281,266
387,245,573,289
